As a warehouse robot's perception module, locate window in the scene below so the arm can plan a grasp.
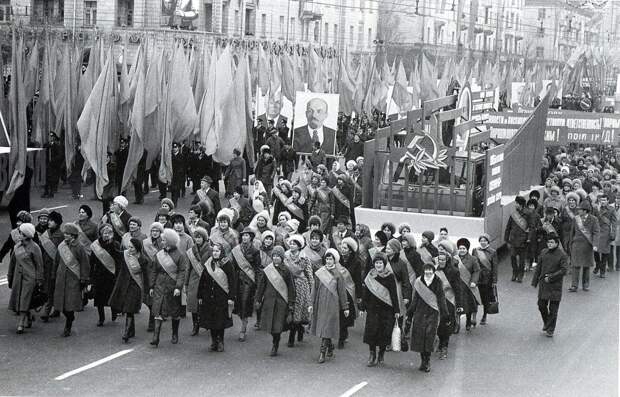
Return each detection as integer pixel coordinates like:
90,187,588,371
358,21,364,48
222,2,229,34
349,25,354,45
324,22,329,43
314,21,319,42
280,16,285,38
0,2,11,22
261,14,266,37
333,24,338,45
245,9,255,35
116,0,133,27
427,27,431,43
368,27,372,46
84,1,97,26
290,17,295,40
538,8,545,20
484,7,490,24
234,10,239,35
204,3,213,32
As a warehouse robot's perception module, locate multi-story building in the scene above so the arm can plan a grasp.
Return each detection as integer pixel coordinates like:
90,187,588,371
522,0,603,64
0,0,377,54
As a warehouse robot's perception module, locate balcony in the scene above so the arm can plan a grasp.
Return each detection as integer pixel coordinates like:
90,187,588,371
300,2,322,21
30,12,64,25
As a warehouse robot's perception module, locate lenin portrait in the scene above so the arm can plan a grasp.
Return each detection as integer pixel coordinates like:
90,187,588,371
292,97,337,155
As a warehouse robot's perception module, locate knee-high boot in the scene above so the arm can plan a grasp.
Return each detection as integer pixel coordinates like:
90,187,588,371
288,327,296,347
171,319,180,344
128,315,135,338
150,319,162,347
270,333,280,356
209,329,218,351
191,313,200,336
122,315,131,343
147,311,155,332
96,306,105,326
318,338,328,364
62,312,74,337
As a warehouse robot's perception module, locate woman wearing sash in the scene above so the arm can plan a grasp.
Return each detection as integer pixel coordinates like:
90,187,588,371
434,245,461,359
361,253,400,367
274,212,292,248
455,238,481,331
405,263,449,373
332,174,356,229
109,238,149,343
39,211,64,322
305,173,321,216
286,186,308,232
385,240,413,323
155,208,172,229
568,200,600,292
149,229,188,347
76,205,98,243
309,250,349,364
301,229,327,272
232,228,261,342
310,178,335,235
302,216,330,251
472,234,498,326
337,239,362,349
54,223,90,337
418,231,439,266
8,223,44,334
210,212,239,256
143,222,164,331
171,214,194,253
401,234,424,284
355,224,373,272
561,192,580,261
255,230,276,328
197,243,237,352
0,211,33,262
101,196,132,243
271,180,292,226
89,224,122,326
284,235,314,347
121,217,148,250
254,246,295,356
184,227,212,337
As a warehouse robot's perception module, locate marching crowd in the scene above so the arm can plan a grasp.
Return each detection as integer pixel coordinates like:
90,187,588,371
2,142,619,373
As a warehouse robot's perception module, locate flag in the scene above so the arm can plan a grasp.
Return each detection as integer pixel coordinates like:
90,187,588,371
258,45,270,96
212,46,234,163
2,33,28,206
308,47,325,93
269,53,282,105
78,46,117,198
392,59,413,113
23,41,39,102
353,57,371,114
118,45,131,138
122,44,146,192
420,54,439,102
281,52,296,104
166,44,198,142
54,43,77,172
196,44,218,155
193,43,210,110
338,56,355,116
408,65,421,110
437,57,454,97
143,48,164,169
242,54,255,168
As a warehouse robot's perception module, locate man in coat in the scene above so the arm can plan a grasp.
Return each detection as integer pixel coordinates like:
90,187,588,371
568,200,600,292
192,176,221,229
42,132,63,198
292,98,337,155
504,196,534,283
170,142,186,207
593,195,616,277
39,211,64,321
115,137,129,196
532,234,568,337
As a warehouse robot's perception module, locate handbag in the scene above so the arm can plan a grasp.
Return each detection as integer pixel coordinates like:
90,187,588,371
29,284,48,311
486,284,499,314
391,322,402,352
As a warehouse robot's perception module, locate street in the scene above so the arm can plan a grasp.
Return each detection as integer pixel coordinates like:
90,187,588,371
0,186,618,397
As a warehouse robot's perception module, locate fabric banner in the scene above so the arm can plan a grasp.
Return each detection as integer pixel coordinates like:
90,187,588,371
263,264,288,302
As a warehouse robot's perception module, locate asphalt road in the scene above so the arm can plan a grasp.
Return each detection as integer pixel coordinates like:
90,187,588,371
0,184,618,397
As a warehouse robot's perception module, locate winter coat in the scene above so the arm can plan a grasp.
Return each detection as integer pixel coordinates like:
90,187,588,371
255,263,295,334
435,257,461,338
54,239,90,312
472,247,498,286
8,240,44,313
37,227,63,295
532,247,568,301
504,209,533,248
149,247,188,318
406,276,448,353
89,239,122,307
361,271,399,347
596,205,616,254
109,252,149,314
569,214,600,268
310,266,349,339
184,243,212,313
224,156,247,194
456,253,481,314
232,243,261,318
198,257,237,330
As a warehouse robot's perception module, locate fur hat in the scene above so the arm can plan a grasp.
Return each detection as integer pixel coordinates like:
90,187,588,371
79,205,93,218
240,227,255,239
98,223,114,235
401,233,418,249
19,223,36,239
422,230,435,242
579,200,592,212
456,238,471,250
325,248,341,264
128,216,142,227
37,208,50,219
307,215,322,227
438,239,455,256
150,222,165,233
341,237,358,253
346,160,357,169
162,229,180,248
515,196,526,207
271,245,286,260
113,195,129,209
287,234,305,249
193,227,209,241
478,233,491,243
387,238,402,254
550,185,561,195
575,188,588,201
279,180,293,192
62,223,80,236
16,210,32,223
278,211,292,222
201,175,213,184
261,230,275,241
286,219,300,234
398,223,412,234
562,178,572,186
160,198,175,210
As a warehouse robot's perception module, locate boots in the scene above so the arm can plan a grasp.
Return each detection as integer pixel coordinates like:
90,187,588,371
25,312,33,328
150,319,162,347
287,328,296,347
128,316,135,338
62,316,73,337
326,339,334,359
16,313,27,334
419,353,431,372
297,325,304,342
191,313,200,336
318,339,327,364
480,313,487,325
216,332,225,352
122,316,131,343
439,346,448,360
209,330,218,352
367,348,377,367
147,313,155,332
377,347,386,365
97,306,105,327
270,334,280,357
171,319,180,344
239,319,248,342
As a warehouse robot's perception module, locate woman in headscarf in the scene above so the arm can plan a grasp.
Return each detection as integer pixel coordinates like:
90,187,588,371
89,223,122,326
455,238,481,331
301,229,327,272
355,224,373,271
337,238,362,349
472,233,498,326
286,186,308,232
284,235,314,347
121,217,147,250
310,177,335,235
361,253,400,367
249,210,272,237
8,223,43,334
75,204,98,247
309,249,349,364
198,242,237,352
418,231,439,265
184,227,212,337
251,179,267,202
254,246,295,356
385,239,413,328
271,179,293,225
401,233,424,286
274,212,292,248
434,243,462,359
405,263,449,373
149,229,188,347
328,160,345,187
142,222,164,332
232,228,261,342
109,238,149,343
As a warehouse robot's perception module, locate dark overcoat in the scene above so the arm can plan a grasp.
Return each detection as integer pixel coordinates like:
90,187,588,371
532,247,568,301
198,257,237,330
149,247,188,318
8,240,44,312
89,239,122,307
361,272,400,347
54,239,90,312
255,264,295,334
232,243,262,318
407,276,448,353
184,243,212,313
109,253,150,314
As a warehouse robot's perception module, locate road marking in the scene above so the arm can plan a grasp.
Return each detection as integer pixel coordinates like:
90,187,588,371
150,190,159,193
0,276,7,286
32,206,68,213
54,349,134,380
340,382,368,397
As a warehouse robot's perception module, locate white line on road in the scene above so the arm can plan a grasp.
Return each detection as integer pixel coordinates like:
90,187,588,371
340,382,368,397
0,277,7,286
32,206,68,213
54,349,134,381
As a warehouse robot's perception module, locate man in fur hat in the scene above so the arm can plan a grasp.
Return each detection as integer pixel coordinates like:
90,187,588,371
568,200,600,292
